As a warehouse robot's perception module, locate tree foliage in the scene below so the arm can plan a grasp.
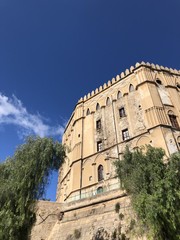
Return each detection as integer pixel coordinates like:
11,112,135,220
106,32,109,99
114,145,180,239
0,136,65,240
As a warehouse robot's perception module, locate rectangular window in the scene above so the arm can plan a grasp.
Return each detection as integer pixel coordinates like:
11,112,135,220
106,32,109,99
96,120,101,130
169,115,179,129
122,129,129,141
119,107,126,118
97,141,103,152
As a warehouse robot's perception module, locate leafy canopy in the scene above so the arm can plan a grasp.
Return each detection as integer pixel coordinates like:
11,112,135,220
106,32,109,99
114,145,180,240
0,136,65,240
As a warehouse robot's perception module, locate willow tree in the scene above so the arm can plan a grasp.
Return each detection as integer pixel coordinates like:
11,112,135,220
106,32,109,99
114,145,180,240
0,136,65,240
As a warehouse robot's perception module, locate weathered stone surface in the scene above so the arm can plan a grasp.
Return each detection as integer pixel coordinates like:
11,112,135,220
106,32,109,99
31,62,180,240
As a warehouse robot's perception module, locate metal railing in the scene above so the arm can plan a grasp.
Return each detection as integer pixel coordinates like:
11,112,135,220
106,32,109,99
66,181,120,203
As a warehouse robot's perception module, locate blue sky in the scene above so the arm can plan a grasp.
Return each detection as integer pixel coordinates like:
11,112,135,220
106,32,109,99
0,0,180,200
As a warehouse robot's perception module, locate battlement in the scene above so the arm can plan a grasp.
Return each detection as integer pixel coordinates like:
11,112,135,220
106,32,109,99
78,61,180,103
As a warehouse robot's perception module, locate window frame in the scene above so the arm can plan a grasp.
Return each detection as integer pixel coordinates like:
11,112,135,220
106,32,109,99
169,114,179,129
119,107,126,118
168,111,179,129
98,165,104,181
97,141,103,152
122,128,130,141
96,119,101,130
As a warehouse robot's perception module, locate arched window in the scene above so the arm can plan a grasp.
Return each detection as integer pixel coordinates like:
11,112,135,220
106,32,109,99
106,97,111,106
129,84,134,92
98,165,104,181
86,108,90,116
117,91,122,99
97,187,103,194
96,103,100,111
168,111,179,129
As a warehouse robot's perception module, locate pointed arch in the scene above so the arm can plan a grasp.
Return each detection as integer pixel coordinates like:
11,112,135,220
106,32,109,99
96,103,100,111
106,97,111,106
97,187,103,194
86,108,90,116
117,91,122,99
98,165,104,181
129,84,134,92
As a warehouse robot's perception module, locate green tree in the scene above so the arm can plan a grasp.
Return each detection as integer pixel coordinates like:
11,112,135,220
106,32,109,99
0,136,65,240
114,145,180,240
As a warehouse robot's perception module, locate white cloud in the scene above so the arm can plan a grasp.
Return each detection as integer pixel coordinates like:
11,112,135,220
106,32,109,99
0,93,65,138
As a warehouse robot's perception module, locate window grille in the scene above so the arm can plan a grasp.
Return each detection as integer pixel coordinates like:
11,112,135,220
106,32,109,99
122,129,130,141
97,141,103,152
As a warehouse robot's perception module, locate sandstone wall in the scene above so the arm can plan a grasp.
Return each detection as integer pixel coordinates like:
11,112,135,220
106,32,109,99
31,190,144,240
30,201,62,240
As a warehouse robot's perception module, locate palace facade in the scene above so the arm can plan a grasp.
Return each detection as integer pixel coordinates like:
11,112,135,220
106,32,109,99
56,62,180,203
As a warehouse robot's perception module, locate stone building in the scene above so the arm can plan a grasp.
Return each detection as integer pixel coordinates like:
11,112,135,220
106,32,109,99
56,61,180,204
31,62,180,240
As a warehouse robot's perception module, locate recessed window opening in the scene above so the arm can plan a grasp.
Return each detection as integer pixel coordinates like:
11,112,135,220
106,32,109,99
86,108,90,116
98,165,104,181
117,91,122,99
119,107,126,118
106,97,111,106
97,187,103,194
122,129,130,141
168,111,179,129
96,119,101,130
96,103,100,111
129,84,134,92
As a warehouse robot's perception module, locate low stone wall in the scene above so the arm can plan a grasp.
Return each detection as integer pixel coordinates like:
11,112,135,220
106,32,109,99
30,201,62,240
31,190,143,240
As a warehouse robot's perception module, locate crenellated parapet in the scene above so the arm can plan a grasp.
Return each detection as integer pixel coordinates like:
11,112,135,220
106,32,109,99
78,62,180,103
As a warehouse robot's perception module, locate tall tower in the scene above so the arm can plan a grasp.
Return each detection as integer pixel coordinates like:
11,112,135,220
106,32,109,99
56,62,180,203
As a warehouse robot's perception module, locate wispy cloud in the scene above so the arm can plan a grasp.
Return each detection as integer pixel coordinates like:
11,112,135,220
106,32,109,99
0,93,65,138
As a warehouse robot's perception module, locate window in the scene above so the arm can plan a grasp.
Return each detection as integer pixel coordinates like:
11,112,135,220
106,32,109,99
96,103,100,110
89,176,92,181
129,84,134,92
156,79,162,85
96,119,101,130
97,141,103,152
117,91,122,99
106,97,111,106
97,187,103,194
119,107,126,118
122,129,129,141
168,111,179,129
98,165,104,181
86,108,90,116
